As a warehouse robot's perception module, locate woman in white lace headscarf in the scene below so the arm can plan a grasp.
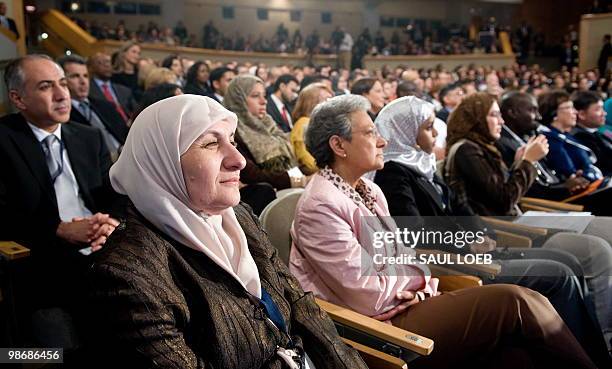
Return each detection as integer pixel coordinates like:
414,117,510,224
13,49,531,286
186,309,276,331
375,96,438,181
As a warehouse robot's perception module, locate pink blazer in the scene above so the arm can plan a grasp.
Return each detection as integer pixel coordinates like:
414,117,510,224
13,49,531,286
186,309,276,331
290,173,438,317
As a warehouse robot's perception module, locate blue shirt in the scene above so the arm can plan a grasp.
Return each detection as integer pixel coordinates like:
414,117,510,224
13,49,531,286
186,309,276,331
543,126,600,182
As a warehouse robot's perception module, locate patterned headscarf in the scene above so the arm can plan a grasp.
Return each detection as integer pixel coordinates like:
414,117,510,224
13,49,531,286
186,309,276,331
223,75,296,172
375,96,437,181
446,92,502,162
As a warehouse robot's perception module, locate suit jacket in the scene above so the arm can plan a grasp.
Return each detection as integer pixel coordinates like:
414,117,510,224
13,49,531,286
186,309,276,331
0,113,123,307
374,161,490,255
70,98,129,144
435,107,451,123
496,128,570,201
543,127,600,181
87,203,366,369
89,79,135,118
289,173,434,317
266,96,293,133
572,125,612,176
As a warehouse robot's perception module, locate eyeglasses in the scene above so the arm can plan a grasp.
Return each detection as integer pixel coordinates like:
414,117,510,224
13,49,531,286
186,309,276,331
558,104,575,111
352,126,381,138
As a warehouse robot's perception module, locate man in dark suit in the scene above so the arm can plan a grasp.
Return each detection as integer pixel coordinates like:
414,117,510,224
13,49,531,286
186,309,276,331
435,83,463,123
0,55,122,347
572,90,612,176
0,2,18,39
206,66,235,103
266,74,298,132
59,54,128,160
87,52,134,122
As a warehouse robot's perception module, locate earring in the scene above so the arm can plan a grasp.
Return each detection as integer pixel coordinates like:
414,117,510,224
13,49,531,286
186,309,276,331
343,154,347,157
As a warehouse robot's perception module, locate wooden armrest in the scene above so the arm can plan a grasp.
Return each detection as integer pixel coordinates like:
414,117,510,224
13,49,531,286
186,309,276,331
0,241,30,260
343,338,407,369
481,216,548,238
428,265,483,291
316,298,434,356
520,197,584,212
415,249,501,276
494,230,532,248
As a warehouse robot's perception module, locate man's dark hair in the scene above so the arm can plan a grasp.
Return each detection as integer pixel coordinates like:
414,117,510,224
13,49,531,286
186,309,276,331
350,77,377,96
396,80,421,98
208,67,234,92
273,74,298,93
134,83,182,118
572,90,602,111
56,54,87,69
4,54,54,92
161,54,180,69
300,74,329,90
438,83,460,105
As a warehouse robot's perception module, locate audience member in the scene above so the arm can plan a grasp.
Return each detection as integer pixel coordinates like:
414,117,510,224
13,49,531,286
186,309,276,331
207,66,235,103
0,55,122,348
290,82,334,174
111,42,142,101
266,74,299,132
58,55,127,161
87,52,134,122
86,94,366,368
572,90,612,176
538,90,603,182
183,61,211,96
290,94,597,369
350,77,386,120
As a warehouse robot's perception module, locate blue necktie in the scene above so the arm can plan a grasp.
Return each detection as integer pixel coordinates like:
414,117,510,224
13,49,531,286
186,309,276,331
41,135,64,182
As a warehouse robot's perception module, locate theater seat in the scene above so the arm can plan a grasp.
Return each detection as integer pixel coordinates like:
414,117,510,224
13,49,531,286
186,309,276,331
0,241,30,346
259,189,304,264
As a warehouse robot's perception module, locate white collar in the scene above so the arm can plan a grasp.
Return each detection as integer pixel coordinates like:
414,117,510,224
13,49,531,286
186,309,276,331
27,121,62,142
270,93,285,111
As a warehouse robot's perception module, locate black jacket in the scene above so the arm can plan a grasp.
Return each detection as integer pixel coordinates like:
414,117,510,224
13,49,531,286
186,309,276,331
374,161,490,254
266,95,293,133
69,97,129,144
572,125,612,176
0,113,124,308
89,79,136,119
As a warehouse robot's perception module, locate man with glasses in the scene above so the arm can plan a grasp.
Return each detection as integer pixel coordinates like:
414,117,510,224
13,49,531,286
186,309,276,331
436,83,464,123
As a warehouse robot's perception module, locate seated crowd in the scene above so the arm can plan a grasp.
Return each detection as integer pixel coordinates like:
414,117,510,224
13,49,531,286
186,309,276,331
1,41,612,368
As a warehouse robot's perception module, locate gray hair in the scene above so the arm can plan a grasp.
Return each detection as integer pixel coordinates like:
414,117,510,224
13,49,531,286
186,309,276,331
305,94,371,167
4,54,59,94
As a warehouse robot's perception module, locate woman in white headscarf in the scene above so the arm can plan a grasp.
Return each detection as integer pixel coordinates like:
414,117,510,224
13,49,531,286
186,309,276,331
85,94,367,369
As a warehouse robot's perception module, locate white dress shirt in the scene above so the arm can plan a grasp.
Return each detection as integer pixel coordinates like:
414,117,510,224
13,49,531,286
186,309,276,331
270,93,292,127
28,122,93,221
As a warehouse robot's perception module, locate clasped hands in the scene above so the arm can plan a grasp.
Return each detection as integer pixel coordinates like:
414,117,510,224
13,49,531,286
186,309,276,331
56,212,120,252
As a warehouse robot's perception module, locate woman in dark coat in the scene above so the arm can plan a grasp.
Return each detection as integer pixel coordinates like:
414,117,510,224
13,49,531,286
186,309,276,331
86,94,366,369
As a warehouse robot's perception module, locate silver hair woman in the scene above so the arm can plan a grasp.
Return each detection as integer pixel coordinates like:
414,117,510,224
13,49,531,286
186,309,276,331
290,94,596,369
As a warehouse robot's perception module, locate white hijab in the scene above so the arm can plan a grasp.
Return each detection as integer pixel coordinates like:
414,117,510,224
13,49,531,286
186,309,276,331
110,95,262,298
374,96,438,181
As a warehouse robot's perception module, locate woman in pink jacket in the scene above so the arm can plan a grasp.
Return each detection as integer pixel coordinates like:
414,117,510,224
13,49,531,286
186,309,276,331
289,94,597,369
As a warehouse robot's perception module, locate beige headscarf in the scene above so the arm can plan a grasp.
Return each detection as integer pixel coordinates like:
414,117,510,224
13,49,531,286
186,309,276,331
224,75,296,172
110,95,262,298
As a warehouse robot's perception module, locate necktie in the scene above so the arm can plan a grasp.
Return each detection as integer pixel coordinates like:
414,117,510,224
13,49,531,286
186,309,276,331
41,135,64,182
79,101,92,121
281,106,289,124
101,83,129,122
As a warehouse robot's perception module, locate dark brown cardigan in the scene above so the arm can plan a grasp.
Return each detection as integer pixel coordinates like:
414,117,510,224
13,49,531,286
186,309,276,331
86,203,366,369
445,139,537,216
